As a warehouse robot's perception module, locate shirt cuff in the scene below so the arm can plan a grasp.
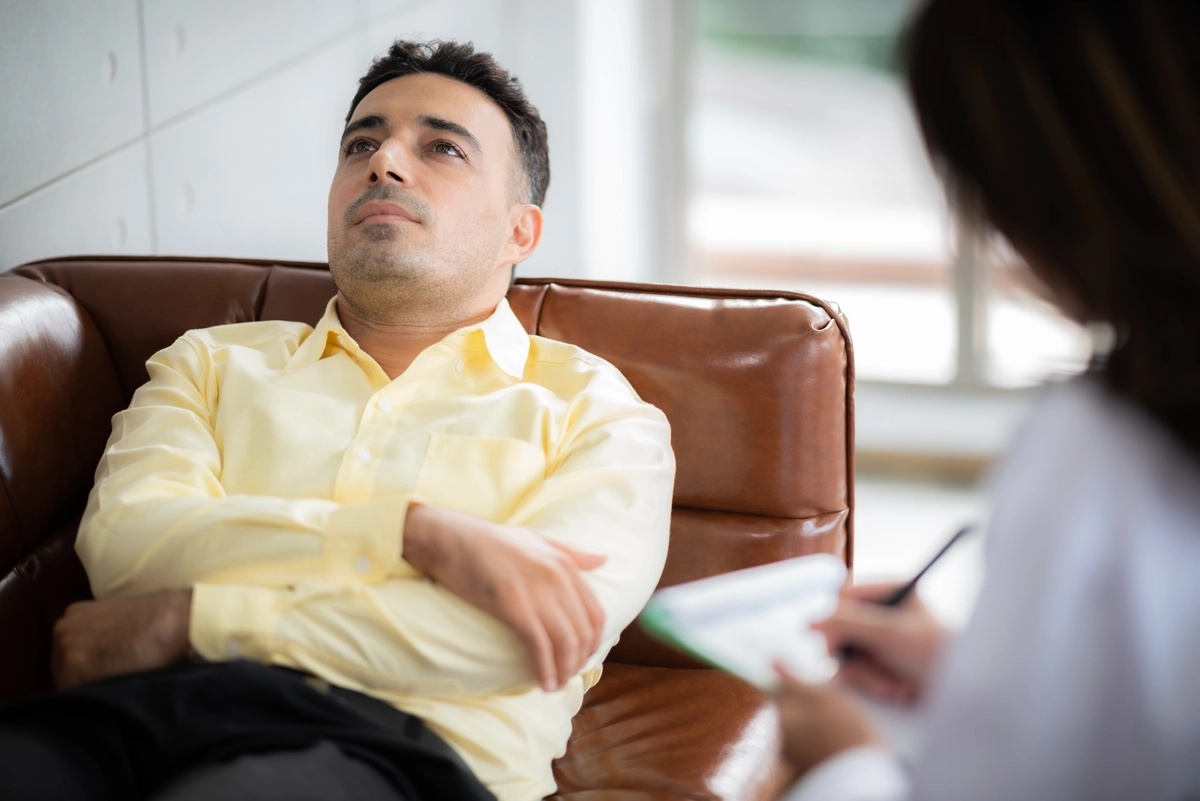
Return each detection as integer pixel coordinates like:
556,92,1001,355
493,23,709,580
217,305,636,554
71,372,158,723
322,496,416,582
189,583,282,663
781,746,908,801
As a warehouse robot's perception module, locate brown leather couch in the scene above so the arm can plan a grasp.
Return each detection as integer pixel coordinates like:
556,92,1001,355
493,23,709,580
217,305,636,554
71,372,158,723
0,256,854,800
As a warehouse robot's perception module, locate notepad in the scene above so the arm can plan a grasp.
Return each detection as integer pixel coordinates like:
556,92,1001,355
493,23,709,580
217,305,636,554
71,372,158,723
638,553,847,691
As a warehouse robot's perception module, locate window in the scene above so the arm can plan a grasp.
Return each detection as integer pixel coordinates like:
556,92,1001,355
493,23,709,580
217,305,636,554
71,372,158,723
684,0,1090,388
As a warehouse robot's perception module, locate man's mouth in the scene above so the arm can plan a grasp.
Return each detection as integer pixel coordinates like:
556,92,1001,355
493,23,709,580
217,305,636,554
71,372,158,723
354,201,420,225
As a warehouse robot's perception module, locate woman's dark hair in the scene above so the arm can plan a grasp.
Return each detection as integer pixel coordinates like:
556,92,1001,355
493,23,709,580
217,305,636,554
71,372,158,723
348,39,550,207
904,0,1200,456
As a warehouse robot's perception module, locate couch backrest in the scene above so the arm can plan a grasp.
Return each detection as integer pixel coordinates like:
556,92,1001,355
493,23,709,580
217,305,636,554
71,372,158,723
0,256,853,695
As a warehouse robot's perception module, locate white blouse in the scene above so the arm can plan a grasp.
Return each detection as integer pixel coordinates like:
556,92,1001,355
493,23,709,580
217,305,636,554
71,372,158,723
784,378,1200,801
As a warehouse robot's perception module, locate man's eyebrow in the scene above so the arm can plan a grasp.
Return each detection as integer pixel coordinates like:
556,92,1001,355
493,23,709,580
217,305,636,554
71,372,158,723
417,115,481,154
340,114,387,146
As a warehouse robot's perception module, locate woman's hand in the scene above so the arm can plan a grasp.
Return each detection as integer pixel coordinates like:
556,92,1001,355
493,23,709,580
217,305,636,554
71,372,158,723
814,583,948,704
774,663,881,776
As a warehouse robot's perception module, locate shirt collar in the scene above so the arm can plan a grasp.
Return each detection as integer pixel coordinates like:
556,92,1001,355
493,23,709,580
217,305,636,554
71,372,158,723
284,297,348,373
451,297,530,379
285,296,530,379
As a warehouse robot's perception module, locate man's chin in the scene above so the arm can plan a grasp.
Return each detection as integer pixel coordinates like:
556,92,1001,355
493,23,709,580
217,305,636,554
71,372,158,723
360,223,407,242
333,248,428,283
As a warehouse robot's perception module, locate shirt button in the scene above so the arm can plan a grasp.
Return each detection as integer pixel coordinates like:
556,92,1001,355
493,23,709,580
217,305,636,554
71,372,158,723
355,448,372,463
354,555,372,575
455,360,464,373
226,640,241,659
378,399,393,412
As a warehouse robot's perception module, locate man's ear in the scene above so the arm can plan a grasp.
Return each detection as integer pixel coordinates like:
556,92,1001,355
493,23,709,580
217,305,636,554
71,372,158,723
504,204,543,266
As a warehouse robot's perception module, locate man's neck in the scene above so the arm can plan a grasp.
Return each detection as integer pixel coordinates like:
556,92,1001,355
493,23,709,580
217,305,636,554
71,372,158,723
335,295,496,380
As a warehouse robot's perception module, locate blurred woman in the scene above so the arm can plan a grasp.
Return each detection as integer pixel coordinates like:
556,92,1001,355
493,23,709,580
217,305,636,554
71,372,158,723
777,1,1200,799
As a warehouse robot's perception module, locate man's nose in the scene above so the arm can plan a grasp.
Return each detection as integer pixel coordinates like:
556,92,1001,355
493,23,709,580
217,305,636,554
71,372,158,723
367,140,411,185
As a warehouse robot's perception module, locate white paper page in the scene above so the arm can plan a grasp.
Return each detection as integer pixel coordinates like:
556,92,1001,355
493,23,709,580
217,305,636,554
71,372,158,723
641,554,847,691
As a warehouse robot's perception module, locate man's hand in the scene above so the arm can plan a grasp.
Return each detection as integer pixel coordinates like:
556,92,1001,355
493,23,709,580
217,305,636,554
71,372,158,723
403,503,606,693
52,590,193,691
812,583,947,703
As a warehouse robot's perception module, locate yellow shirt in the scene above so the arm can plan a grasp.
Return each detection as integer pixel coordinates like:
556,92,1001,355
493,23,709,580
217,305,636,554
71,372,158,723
76,297,675,801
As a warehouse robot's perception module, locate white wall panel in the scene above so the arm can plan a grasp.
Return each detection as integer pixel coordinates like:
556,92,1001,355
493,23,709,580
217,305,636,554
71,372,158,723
150,40,362,261
142,0,365,126
364,0,426,21
363,0,508,63
0,0,143,205
580,0,651,282
0,144,152,272
503,0,583,278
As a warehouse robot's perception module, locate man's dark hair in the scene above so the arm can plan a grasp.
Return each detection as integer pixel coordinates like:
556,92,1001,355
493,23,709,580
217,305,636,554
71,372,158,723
904,0,1200,458
347,39,550,207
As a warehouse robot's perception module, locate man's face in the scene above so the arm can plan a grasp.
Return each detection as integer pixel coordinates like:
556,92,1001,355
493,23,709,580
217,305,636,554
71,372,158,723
327,72,535,322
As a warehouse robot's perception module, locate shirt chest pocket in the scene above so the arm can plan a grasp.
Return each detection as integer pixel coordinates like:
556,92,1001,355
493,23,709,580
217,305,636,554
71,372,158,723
414,434,547,522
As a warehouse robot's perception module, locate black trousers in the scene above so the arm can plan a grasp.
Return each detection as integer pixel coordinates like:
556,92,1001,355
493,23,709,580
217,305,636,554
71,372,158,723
0,660,496,801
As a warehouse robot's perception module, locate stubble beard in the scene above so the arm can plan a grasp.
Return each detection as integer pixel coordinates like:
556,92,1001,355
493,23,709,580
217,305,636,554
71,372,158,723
329,222,496,325
330,224,435,321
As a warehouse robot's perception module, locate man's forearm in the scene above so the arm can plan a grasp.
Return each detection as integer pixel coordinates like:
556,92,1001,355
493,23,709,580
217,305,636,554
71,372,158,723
399,501,447,576
400,501,607,692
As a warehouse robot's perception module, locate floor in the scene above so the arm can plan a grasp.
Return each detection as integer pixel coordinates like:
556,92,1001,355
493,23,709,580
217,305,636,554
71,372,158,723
851,470,988,628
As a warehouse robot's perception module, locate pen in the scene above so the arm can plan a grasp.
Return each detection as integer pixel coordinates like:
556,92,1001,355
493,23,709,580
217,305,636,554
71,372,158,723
838,523,976,662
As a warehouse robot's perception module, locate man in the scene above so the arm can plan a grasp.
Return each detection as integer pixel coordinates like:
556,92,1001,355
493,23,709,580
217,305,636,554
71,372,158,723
0,40,674,801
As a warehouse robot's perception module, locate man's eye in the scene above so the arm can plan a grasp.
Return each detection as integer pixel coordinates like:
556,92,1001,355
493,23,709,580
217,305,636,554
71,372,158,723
343,138,376,156
431,141,465,158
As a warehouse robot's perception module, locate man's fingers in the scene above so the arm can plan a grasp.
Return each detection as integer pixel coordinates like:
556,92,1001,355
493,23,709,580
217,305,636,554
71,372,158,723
549,566,603,685
515,601,557,692
511,573,592,692
551,543,606,672
556,542,607,571
568,568,605,657
540,602,583,690
427,517,611,693
551,542,605,637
